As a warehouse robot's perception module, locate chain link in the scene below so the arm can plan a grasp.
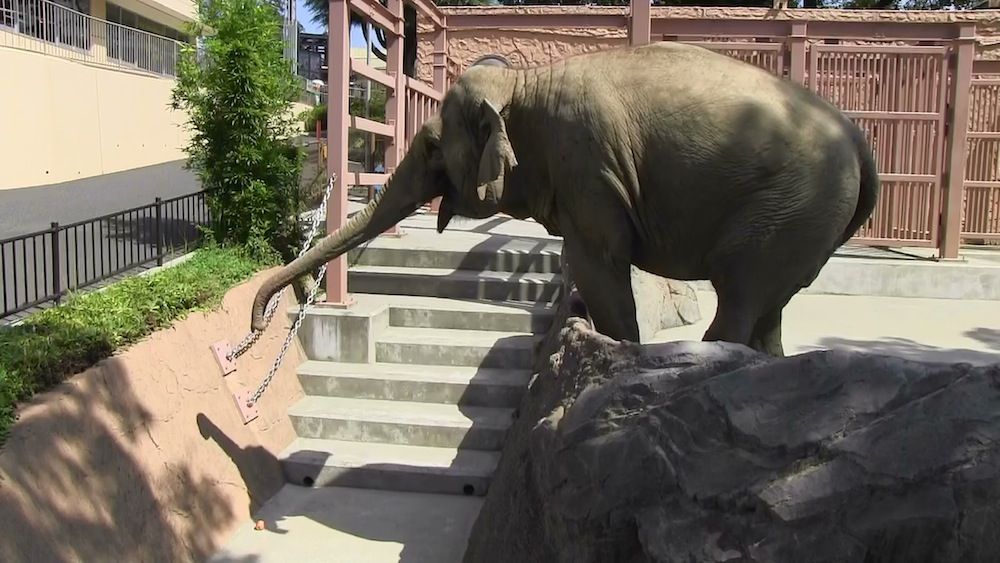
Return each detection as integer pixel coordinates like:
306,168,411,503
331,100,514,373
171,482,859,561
248,261,327,407
221,173,338,408
227,174,336,362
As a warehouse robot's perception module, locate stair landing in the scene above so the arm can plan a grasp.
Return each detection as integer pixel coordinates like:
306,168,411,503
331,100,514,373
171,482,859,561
212,207,561,562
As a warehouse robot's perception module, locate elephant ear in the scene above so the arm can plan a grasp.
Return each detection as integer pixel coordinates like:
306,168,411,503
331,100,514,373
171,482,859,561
476,98,518,202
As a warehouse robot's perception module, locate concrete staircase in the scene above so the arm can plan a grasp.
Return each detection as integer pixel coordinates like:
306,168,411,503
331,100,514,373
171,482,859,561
277,226,563,498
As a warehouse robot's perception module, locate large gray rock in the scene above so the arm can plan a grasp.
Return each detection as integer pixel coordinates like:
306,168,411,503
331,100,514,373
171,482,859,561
630,266,701,341
557,254,701,344
466,313,1000,563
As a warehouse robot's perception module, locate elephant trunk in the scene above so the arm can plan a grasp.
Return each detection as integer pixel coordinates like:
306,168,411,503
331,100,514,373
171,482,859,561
250,166,424,331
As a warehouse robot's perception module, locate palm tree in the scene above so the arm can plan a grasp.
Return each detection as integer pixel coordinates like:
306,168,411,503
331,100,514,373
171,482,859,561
301,0,491,77
300,0,411,74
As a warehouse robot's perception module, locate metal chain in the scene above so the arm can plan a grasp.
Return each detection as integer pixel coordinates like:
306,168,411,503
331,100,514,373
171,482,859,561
241,173,338,408
227,174,336,362
247,261,328,407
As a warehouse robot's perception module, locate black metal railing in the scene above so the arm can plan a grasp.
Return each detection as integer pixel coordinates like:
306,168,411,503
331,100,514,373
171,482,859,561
1,191,211,321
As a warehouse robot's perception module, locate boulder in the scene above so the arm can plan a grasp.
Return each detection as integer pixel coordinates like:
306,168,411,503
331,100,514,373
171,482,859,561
630,266,702,341
465,313,1000,563
557,253,701,344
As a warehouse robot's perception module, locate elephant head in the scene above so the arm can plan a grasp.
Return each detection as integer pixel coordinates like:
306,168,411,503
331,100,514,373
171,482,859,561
249,63,520,330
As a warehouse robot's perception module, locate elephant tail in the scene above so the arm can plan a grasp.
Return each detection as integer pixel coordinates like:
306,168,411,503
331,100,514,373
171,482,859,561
839,132,880,246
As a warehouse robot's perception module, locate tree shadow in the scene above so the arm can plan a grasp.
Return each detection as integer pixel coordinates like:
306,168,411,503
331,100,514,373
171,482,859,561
207,344,532,561
104,214,203,249
0,357,237,563
208,222,562,562
965,327,1000,352
196,414,286,516
802,335,1000,367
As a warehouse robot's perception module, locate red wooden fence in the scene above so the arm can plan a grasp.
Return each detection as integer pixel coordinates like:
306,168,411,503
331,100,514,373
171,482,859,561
965,72,1000,243
323,1,998,306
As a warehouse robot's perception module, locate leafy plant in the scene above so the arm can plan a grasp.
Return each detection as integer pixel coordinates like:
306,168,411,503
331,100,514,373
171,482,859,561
0,247,265,446
302,85,387,133
172,0,303,264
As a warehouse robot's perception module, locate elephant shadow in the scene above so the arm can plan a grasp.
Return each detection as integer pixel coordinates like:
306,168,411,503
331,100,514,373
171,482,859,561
201,338,544,563
206,217,566,562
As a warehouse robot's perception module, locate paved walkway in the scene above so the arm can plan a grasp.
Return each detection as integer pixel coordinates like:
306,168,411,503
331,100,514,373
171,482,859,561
209,210,999,563
0,160,199,239
654,291,1000,366
210,485,482,563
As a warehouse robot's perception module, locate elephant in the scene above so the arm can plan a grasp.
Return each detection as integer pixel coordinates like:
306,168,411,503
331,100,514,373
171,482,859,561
250,42,878,357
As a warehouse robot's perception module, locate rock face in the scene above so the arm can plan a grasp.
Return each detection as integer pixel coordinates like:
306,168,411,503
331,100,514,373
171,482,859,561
465,314,1000,563
557,252,701,344
630,266,701,342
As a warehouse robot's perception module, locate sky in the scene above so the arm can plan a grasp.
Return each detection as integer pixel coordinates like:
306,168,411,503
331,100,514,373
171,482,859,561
296,0,368,47
293,0,964,47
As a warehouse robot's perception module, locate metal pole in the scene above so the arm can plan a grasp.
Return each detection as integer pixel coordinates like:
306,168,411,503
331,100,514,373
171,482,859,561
154,197,164,266
50,222,61,304
940,24,976,260
365,21,374,201
324,0,352,306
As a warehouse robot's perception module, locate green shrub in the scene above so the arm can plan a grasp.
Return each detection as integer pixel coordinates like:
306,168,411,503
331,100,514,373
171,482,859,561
0,247,265,445
171,0,303,263
302,104,326,133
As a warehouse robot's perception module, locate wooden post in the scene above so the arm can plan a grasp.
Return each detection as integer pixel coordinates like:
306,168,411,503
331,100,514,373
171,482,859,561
324,0,352,305
628,0,650,47
789,22,807,85
381,0,407,237
429,24,448,214
940,24,976,260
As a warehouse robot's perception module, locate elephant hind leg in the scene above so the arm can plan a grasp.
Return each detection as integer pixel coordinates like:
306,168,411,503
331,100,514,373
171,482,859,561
702,252,799,355
561,235,639,343
702,287,758,349
747,307,784,357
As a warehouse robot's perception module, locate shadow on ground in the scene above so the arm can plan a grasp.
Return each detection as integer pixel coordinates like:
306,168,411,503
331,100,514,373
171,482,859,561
797,334,1000,366
206,219,561,562
0,358,236,562
965,327,1000,351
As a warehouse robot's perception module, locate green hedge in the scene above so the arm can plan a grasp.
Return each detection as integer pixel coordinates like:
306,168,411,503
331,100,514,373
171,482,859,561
0,247,266,445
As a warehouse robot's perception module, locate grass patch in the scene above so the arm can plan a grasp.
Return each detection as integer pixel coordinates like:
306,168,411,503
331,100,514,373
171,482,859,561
0,246,267,445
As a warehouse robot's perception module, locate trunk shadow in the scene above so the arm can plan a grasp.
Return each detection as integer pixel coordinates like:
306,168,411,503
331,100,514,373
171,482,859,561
207,215,567,561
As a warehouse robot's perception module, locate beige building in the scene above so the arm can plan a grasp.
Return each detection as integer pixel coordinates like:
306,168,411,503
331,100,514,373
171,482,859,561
0,0,196,189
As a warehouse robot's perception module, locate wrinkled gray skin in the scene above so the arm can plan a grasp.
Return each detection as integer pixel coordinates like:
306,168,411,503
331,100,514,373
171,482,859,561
251,42,878,356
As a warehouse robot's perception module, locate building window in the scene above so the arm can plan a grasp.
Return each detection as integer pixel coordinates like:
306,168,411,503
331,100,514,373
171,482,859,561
105,2,188,43
1,0,92,50
104,2,187,74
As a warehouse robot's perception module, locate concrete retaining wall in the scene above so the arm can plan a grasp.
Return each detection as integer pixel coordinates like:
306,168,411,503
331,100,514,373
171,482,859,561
0,268,305,562
417,6,1000,82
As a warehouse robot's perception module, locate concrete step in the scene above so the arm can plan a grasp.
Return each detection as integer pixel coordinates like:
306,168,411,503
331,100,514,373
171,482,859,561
385,295,555,334
288,396,515,450
348,266,563,304
298,361,531,407
280,437,500,496
348,236,563,273
376,326,538,369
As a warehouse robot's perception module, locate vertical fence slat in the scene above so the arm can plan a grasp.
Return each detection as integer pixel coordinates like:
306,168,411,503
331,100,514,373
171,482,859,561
51,222,61,303
2,191,209,320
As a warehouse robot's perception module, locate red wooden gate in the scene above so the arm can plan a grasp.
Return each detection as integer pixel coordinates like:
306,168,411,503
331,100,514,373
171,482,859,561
964,76,1000,242
809,44,949,247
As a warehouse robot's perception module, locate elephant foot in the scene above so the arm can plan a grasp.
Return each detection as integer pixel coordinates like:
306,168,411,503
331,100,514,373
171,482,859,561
748,335,785,358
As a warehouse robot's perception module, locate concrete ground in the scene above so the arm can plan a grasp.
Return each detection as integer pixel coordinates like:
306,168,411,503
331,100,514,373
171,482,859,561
209,209,1000,562
210,485,482,563
0,160,199,239
653,290,1000,366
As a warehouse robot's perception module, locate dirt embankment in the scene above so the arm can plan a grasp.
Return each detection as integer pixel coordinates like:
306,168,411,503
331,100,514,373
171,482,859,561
0,268,305,562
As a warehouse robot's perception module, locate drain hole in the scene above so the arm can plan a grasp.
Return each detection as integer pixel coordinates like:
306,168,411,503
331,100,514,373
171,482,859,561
303,476,315,487
462,484,475,496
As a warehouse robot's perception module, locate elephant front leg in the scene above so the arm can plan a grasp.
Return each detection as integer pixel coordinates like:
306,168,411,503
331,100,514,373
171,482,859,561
561,235,640,343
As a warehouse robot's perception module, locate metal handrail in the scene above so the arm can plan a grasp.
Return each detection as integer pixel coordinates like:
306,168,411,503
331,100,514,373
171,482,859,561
0,0,182,76
1,191,211,320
